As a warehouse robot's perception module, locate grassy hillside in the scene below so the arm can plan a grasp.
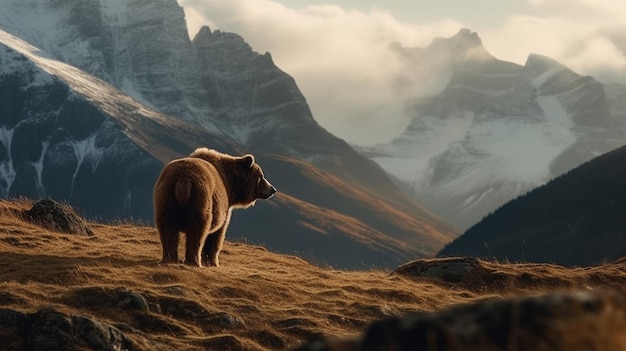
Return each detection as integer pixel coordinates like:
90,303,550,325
231,154,457,269
1,199,626,350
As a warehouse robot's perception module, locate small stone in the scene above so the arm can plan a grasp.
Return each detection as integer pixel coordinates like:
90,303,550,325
118,291,150,312
206,313,246,329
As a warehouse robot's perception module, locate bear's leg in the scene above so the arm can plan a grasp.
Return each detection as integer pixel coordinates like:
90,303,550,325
157,219,179,264
201,228,225,267
184,219,210,267
201,211,231,267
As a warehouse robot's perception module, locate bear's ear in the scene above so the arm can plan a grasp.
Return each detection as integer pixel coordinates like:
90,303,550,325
241,154,255,168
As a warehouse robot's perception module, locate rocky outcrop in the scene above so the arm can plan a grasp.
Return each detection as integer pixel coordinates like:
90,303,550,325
0,307,134,351
0,39,170,219
22,199,94,236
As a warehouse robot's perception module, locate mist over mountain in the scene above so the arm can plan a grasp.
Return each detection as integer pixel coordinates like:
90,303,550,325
0,0,457,269
360,28,626,230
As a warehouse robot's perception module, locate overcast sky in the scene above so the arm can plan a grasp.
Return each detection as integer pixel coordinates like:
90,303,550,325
178,0,626,145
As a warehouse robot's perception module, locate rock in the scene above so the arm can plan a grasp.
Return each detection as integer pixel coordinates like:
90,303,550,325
0,307,135,351
0,307,26,326
199,335,245,350
71,315,131,351
252,329,286,349
392,257,482,281
0,308,27,350
294,290,626,351
118,291,150,312
206,312,246,330
391,257,593,292
22,199,94,236
147,302,162,314
163,285,185,296
22,307,74,351
391,257,502,290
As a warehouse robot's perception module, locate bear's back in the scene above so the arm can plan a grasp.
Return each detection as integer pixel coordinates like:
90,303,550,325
154,157,228,210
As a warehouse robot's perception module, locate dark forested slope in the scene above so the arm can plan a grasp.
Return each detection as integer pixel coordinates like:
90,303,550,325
438,145,626,266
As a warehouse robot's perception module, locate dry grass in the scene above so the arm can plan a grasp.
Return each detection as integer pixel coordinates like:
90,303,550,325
1,198,625,350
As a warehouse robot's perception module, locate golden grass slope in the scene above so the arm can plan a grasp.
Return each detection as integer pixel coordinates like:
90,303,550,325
1,199,626,350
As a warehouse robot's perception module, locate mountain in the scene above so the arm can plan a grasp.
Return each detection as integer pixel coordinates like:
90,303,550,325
437,144,626,267
360,29,626,229
0,0,458,268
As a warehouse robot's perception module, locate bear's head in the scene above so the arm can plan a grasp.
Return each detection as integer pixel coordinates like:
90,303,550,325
190,148,277,208
238,154,277,205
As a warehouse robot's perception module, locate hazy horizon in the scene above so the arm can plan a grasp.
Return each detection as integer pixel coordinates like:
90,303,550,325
179,0,626,145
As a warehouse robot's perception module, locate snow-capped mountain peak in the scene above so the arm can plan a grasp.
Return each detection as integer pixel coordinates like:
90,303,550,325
361,31,626,229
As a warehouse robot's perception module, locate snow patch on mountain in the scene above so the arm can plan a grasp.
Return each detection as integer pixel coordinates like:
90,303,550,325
0,1,102,77
32,139,50,196
532,67,563,89
70,136,92,174
0,126,15,197
369,111,474,183
468,111,574,184
0,1,64,51
69,133,105,196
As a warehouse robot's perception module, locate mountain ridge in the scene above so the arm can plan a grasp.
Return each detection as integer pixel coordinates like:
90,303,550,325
361,29,626,230
0,0,457,269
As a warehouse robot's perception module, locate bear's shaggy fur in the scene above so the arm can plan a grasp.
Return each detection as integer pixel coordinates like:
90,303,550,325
153,148,276,267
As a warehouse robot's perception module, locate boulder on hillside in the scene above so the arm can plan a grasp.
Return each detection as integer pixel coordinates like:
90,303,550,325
390,257,582,292
0,307,133,351
393,257,488,285
22,199,94,236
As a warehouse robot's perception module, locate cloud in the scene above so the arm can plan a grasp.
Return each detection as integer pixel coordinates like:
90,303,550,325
178,0,461,145
482,0,626,82
178,0,626,145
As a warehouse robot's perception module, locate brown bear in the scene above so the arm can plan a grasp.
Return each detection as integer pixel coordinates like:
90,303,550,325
153,148,276,267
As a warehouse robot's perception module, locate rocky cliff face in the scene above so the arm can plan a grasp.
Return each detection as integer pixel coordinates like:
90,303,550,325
0,1,457,268
0,0,353,162
362,29,626,229
0,29,232,219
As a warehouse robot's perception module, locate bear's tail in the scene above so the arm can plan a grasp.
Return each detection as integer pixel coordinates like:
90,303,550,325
174,180,192,207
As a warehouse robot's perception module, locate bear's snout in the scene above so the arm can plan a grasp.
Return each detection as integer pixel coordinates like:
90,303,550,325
259,178,277,199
